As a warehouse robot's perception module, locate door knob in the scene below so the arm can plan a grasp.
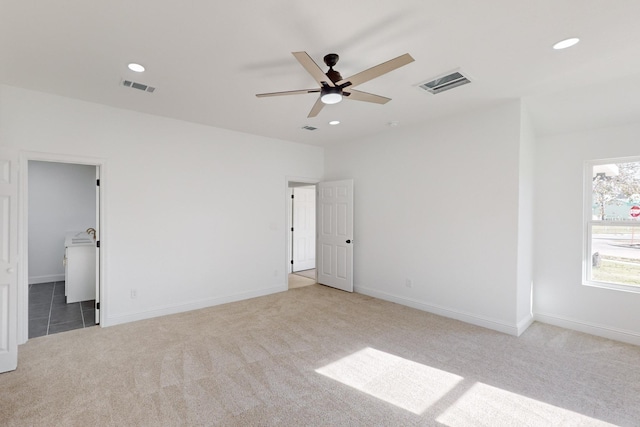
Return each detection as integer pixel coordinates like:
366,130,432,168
346,240,351,244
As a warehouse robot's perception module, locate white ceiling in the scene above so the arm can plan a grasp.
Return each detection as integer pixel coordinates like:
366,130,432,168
2,0,640,146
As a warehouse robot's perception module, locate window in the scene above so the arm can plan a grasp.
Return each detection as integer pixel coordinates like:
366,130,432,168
585,158,640,292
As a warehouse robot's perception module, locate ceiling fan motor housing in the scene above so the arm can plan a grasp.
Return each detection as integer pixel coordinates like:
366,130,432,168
323,53,339,67
323,53,343,82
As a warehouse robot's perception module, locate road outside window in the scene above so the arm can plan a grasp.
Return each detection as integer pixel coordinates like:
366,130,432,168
586,159,640,291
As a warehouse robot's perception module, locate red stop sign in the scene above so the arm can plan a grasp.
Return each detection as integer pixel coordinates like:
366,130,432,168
631,205,640,218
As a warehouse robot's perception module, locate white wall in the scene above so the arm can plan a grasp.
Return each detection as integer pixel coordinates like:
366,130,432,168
14,80,637,344
534,122,640,345
1,85,323,329
28,161,96,283
324,101,527,334
516,106,535,330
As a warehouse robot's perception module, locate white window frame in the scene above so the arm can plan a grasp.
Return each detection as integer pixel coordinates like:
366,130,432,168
583,156,640,293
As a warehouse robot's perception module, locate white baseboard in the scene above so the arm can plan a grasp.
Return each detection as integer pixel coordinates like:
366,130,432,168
534,312,640,346
103,284,287,327
29,274,65,284
354,284,521,336
516,314,535,336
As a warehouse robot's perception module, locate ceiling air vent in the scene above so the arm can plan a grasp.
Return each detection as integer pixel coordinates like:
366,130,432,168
122,80,156,93
301,125,317,131
418,70,470,94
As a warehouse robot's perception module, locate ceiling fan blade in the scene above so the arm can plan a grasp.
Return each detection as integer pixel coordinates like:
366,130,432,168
307,97,325,118
337,53,414,88
256,88,320,98
292,52,335,87
344,89,391,104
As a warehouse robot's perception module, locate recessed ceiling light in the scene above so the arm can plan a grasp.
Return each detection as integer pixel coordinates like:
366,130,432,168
128,63,145,72
553,38,580,50
329,120,340,125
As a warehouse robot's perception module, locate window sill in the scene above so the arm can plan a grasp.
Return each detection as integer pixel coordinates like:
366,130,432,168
583,280,640,294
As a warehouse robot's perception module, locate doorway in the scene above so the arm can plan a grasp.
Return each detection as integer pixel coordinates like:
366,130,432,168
288,181,317,289
22,158,103,341
285,178,354,292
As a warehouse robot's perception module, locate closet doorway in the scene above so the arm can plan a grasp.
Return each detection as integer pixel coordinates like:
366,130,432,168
26,160,101,339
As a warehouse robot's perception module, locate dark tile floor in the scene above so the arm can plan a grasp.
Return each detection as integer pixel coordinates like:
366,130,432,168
29,282,97,338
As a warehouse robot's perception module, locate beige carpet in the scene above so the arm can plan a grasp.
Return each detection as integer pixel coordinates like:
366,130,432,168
293,268,316,280
288,273,315,289
2,284,640,426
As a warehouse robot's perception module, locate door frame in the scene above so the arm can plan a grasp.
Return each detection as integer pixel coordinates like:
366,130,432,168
17,151,107,344
285,176,319,285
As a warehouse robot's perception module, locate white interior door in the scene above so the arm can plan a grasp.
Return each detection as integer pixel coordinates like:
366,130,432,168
292,186,316,272
317,179,353,292
95,168,100,324
0,149,18,373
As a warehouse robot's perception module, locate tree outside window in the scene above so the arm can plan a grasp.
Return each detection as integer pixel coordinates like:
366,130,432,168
587,160,640,290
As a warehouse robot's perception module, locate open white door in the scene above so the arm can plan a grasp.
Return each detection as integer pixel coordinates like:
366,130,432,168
317,179,353,292
94,168,100,324
292,186,316,272
0,149,18,373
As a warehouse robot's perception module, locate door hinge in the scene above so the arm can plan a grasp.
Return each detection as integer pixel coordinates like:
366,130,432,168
96,240,100,248
291,227,294,232
96,302,100,310
291,260,294,264
291,194,294,199
96,179,100,186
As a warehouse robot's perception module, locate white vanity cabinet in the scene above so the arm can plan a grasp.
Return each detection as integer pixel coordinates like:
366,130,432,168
64,232,96,303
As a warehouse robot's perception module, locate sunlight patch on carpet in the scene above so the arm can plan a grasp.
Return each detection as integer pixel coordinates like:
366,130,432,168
436,382,613,426
316,347,463,415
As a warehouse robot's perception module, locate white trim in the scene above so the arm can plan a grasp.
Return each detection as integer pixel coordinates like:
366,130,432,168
28,274,65,285
104,284,286,327
354,284,521,336
18,151,107,345
586,155,640,169
287,176,320,185
534,311,640,347
516,314,535,336
582,160,591,286
584,275,640,294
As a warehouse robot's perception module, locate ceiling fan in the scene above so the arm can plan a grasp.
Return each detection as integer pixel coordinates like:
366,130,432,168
256,52,415,118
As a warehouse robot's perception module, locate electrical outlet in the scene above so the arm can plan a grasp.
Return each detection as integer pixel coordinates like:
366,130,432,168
131,289,137,299
405,279,413,288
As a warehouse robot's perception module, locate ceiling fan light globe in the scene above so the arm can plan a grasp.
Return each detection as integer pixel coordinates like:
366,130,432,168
321,93,342,104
